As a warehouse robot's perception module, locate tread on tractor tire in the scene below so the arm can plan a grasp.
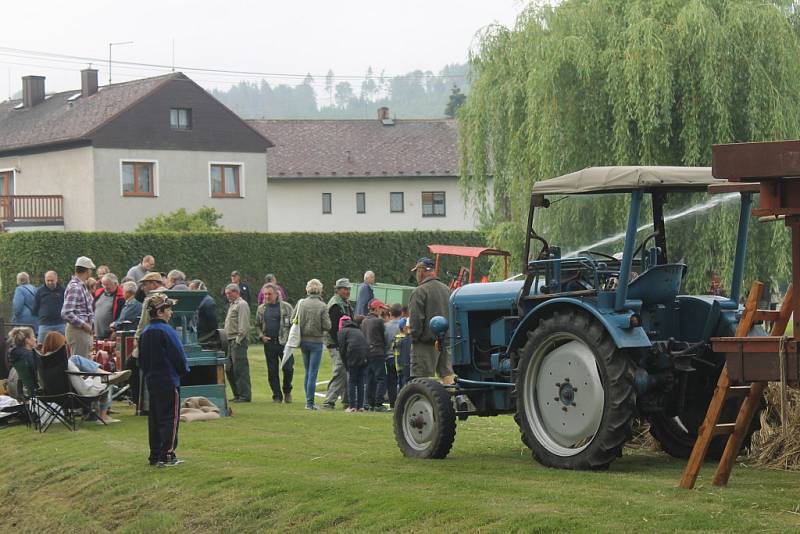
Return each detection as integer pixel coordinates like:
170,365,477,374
648,368,762,460
514,309,635,470
394,378,456,459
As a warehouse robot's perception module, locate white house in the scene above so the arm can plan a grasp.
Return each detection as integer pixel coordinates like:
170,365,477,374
249,110,482,232
0,70,273,231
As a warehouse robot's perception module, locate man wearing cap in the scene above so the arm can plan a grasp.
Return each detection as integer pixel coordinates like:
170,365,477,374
139,294,189,467
408,257,455,385
361,298,389,411
322,278,355,409
225,283,252,403
223,271,251,306
61,256,96,358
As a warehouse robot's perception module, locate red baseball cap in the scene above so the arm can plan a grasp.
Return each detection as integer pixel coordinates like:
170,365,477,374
369,298,388,310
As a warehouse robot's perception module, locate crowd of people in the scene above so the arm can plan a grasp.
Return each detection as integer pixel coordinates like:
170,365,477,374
3,252,456,465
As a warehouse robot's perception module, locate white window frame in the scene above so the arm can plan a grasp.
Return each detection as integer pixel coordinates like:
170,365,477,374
119,159,159,197
322,192,332,214
389,191,404,213
208,161,245,198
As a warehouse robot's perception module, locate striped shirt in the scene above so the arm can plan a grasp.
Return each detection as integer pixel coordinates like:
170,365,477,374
61,275,94,327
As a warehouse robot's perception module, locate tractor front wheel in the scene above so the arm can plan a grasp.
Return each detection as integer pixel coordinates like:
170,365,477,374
394,378,456,459
514,309,635,470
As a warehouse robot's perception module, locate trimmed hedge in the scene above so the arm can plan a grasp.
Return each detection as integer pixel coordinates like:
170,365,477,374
0,231,485,315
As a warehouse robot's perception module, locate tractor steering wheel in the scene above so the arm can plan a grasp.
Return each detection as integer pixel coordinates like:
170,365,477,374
579,250,618,262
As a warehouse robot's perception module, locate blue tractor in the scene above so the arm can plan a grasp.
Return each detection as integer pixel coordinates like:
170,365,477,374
393,166,762,470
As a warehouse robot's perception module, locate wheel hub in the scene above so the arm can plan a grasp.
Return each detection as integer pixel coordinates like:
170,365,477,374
526,338,606,455
402,395,436,451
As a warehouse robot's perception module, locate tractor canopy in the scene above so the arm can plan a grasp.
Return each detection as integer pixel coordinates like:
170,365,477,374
531,166,725,196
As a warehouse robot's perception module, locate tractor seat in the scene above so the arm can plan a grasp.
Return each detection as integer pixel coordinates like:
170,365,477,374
626,263,687,305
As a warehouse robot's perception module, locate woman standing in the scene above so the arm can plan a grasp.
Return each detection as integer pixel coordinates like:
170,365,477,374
292,279,331,410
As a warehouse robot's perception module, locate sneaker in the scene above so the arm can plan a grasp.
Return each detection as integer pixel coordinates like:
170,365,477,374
283,393,292,403
345,407,356,413
232,398,251,403
272,398,283,403
305,405,319,411
357,408,365,412
321,403,335,410
374,406,389,413
97,417,120,425
107,370,132,386
157,457,185,468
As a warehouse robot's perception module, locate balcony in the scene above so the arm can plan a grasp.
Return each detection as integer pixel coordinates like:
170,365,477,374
0,195,64,231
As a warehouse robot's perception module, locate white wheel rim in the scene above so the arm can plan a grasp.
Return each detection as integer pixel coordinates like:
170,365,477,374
402,393,436,451
524,336,605,456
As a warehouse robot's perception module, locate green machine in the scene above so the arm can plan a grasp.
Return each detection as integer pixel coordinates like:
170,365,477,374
349,282,415,308
140,290,228,415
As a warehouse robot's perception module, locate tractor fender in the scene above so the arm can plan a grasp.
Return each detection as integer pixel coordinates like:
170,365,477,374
508,297,652,355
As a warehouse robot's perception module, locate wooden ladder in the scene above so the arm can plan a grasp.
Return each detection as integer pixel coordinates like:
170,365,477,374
679,280,794,489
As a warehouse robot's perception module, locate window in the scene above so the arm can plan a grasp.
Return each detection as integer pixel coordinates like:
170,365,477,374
170,108,192,129
121,162,155,196
422,191,446,217
322,193,332,214
390,192,404,213
356,192,366,214
210,164,242,197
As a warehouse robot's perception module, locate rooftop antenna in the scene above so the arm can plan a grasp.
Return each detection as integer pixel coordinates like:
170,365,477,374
108,40,134,84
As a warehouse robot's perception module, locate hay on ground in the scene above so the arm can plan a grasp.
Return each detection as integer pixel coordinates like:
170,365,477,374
749,383,800,470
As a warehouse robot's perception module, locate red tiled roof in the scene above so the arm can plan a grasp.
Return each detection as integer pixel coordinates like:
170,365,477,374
248,118,459,178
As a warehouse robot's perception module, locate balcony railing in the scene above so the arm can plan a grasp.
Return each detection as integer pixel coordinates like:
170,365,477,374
0,195,64,224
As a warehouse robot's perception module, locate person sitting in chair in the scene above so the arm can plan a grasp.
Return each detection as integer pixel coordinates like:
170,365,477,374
7,326,38,399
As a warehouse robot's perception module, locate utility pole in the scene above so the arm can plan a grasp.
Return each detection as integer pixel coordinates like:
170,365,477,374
108,41,134,85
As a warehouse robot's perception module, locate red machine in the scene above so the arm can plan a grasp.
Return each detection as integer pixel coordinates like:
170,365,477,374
427,245,511,290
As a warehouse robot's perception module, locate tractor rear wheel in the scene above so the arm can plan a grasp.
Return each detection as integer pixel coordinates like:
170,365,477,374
514,309,635,470
394,378,456,459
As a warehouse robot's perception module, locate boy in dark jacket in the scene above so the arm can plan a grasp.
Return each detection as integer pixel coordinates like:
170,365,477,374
337,315,369,412
139,294,190,468
361,299,388,411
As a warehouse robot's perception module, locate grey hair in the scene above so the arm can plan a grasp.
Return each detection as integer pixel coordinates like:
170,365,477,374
191,279,207,291
102,273,119,285
363,270,374,282
16,272,29,284
262,283,282,301
167,269,186,282
122,281,137,294
225,283,240,293
306,278,323,295
264,273,276,283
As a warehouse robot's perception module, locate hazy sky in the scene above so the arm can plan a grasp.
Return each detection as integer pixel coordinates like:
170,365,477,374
1,0,526,101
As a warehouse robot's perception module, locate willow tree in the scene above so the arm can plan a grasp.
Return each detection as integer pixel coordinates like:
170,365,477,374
460,0,800,294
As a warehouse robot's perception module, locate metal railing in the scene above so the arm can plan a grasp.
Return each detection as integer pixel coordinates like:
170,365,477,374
0,195,64,222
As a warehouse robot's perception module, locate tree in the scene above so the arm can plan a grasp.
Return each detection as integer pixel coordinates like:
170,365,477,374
136,207,224,233
361,66,378,101
444,85,466,118
334,81,354,109
459,0,800,292
325,69,335,107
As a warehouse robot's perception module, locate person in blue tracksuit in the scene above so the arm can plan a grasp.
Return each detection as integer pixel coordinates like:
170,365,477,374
139,294,189,468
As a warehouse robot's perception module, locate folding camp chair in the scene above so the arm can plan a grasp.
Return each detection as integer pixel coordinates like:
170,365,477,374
34,345,111,432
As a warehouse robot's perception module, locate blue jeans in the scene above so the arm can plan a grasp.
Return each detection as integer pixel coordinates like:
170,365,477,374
70,355,100,372
38,323,66,344
366,356,387,408
347,364,366,410
300,341,323,407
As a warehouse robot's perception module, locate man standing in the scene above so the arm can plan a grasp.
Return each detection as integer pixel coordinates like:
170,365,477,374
189,280,218,343
127,255,156,284
224,271,251,304
12,272,38,332
93,273,125,340
139,294,189,467
33,271,66,344
225,283,251,403
323,278,354,410
408,257,455,385
167,270,190,290
355,270,376,317
383,303,403,409
256,283,294,403
362,298,389,411
61,256,96,357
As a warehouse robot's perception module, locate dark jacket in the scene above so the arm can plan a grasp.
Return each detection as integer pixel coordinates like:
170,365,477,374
196,294,218,338
337,321,369,368
409,276,450,343
33,284,66,325
139,319,190,389
355,283,374,317
8,345,37,395
361,313,386,359
326,294,354,348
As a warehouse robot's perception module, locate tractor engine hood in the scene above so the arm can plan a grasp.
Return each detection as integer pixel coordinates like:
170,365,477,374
450,280,525,312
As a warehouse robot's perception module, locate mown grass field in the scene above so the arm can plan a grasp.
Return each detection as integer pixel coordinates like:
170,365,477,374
3,347,800,533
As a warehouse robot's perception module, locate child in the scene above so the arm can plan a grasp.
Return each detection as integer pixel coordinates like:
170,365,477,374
337,315,369,413
393,318,412,389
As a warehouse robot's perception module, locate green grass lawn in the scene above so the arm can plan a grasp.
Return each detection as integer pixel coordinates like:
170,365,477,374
3,347,800,533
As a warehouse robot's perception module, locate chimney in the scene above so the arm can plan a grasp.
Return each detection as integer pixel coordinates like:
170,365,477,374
22,75,45,108
81,68,99,97
377,106,390,121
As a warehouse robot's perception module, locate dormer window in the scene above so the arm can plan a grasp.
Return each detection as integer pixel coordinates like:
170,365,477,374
170,108,192,130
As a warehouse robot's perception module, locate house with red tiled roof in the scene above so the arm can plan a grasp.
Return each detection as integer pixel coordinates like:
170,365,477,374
0,70,272,231
248,108,483,232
